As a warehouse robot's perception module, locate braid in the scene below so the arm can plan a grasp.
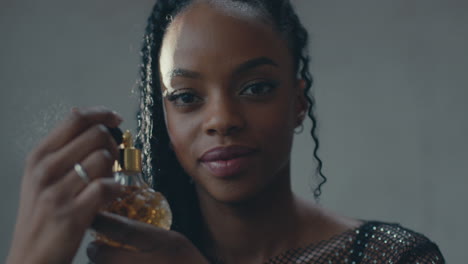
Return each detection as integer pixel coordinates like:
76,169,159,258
232,0,328,199
135,0,327,246
277,1,328,200
135,0,200,243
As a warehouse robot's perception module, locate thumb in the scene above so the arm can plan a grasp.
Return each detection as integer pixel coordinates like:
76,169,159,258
91,212,182,252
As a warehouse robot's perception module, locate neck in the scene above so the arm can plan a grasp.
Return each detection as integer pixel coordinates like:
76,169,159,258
196,169,311,263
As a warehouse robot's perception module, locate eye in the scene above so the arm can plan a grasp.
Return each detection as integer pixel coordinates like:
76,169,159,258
166,90,203,107
240,81,277,96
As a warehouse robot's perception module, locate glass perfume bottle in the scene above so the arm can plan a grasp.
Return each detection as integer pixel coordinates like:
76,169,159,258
95,130,172,249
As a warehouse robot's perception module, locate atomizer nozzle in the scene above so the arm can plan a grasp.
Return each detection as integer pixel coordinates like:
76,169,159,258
113,130,142,173
122,130,133,148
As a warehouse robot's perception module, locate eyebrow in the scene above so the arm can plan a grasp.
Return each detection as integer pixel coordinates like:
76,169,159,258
167,56,279,80
169,68,201,79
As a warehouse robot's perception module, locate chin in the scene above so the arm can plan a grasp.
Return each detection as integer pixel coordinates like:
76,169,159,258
213,191,259,206
197,177,272,206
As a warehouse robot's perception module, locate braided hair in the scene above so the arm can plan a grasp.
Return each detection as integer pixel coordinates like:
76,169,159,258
135,0,326,246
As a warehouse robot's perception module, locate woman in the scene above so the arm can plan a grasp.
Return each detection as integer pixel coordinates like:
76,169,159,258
6,0,445,263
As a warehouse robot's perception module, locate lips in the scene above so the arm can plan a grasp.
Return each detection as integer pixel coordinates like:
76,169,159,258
200,145,256,161
199,145,257,178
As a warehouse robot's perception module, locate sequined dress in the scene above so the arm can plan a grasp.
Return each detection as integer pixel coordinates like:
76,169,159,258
266,221,444,264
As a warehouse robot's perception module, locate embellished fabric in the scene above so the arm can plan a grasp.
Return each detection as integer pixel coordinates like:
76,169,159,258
266,221,445,264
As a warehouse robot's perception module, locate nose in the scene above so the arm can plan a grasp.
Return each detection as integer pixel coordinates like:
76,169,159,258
202,96,246,136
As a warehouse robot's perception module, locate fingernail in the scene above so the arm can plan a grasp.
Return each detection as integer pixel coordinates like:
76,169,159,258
87,243,98,261
102,149,112,160
112,111,124,122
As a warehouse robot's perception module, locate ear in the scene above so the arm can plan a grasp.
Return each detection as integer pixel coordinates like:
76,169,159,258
294,79,308,127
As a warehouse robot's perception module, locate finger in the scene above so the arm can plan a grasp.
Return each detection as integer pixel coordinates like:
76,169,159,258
87,242,150,264
70,179,123,229
28,107,123,166
56,148,115,198
53,124,119,177
58,124,120,163
31,124,118,187
90,212,179,252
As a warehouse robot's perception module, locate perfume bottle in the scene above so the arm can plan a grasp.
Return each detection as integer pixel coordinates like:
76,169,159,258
95,130,172,249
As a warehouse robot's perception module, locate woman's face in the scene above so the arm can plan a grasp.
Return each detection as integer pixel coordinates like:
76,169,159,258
159,2,307,204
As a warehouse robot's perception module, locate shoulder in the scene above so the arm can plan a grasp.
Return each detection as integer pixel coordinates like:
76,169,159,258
353,221,445,263
266,220,445,264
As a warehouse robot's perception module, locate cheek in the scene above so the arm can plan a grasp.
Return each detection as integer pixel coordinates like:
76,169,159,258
165,110,200,168
250,98,297,157
255,94,296,136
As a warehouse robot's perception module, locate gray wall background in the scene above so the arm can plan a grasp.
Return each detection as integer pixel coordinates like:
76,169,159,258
1,0,466,263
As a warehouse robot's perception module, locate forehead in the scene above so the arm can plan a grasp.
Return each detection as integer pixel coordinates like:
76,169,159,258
201,0,267,19
159,2,293,81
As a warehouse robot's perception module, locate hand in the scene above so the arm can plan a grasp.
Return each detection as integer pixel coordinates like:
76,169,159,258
6,107,124,264
87,212,209,264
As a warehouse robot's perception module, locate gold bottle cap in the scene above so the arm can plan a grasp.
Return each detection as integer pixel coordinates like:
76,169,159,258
113,130,142,173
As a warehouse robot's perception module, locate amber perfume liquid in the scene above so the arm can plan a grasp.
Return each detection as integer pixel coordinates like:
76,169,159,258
92,130,172,249
94,172,172,250
104,186,172,229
